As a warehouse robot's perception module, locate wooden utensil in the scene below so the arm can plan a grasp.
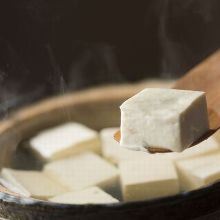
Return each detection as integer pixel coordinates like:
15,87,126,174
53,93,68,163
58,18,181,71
114,49,220,153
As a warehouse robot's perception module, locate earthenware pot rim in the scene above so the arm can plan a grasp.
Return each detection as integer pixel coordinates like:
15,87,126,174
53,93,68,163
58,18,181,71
2,80,219,213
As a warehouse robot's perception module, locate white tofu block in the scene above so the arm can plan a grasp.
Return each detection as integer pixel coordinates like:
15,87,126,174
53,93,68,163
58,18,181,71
213,129,220,144
49,186,119,204
120,88,209,152
119,157,179,201
44,152,119,193
175,153,220,191
1,168,67,199
164,136,220,161
0,177,31,197
30,122,101,161
100,128,149,165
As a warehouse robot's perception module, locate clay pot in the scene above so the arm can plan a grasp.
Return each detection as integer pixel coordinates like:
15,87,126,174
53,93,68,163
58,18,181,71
0,81,219,220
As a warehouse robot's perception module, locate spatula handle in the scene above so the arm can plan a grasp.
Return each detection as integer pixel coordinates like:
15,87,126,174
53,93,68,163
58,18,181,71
174,49,220,130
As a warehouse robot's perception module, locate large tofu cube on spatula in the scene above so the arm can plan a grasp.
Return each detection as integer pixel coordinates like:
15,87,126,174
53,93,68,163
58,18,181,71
120,88,209,152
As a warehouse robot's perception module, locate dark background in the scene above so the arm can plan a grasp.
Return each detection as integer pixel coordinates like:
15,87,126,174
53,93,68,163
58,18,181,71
0,0,220,116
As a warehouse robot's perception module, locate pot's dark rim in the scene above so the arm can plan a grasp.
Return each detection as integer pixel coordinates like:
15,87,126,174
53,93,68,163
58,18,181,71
0,181,220,214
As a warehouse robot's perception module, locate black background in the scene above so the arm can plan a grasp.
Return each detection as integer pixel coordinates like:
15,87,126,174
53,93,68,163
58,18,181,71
0,0,220,115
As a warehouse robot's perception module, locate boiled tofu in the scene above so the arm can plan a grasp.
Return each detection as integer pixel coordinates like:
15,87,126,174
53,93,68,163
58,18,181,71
100,128,149,165
213,129,220,145
164,136,220,161
44,152,119,193
119,157,179,201
100,126,218,165
30,122,101,161
49,186,119,204
1,168,67,199
175,153,220,191
0,177,31,197
120,88,209,152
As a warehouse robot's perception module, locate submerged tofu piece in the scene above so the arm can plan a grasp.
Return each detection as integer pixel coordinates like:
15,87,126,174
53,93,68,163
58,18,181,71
175,153,220,191
30,122,101,161
165,136,220,161
1,168,67,199
44,152,119,193
49,186,119,204
0,177,31,197
213,129,220,145
120,88,209,152
119,157,179,202
100,128,148,165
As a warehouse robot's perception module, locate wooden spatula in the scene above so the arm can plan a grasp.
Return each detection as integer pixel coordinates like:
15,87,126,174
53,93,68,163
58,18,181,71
114,49,220,153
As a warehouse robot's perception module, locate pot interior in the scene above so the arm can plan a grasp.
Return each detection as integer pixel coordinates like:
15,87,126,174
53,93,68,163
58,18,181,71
9,101,122,171
0,99,124,170
0,82,172,198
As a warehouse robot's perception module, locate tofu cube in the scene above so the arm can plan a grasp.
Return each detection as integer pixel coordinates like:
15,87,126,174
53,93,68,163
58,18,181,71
119,157,179,201
30,122,101,161
120,88,209,152
175,153,220,191
213,129,220,144
165,136,220,161
0,177,30,197
100,128,149,165
49,186,119,204
44,152,119,194
1,168,67,199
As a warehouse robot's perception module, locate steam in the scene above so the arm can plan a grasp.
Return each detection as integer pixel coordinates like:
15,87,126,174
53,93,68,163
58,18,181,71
46,44,71,120
0,70,9,118
68,43,124,90
158,0,186,78
158,0,214,77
